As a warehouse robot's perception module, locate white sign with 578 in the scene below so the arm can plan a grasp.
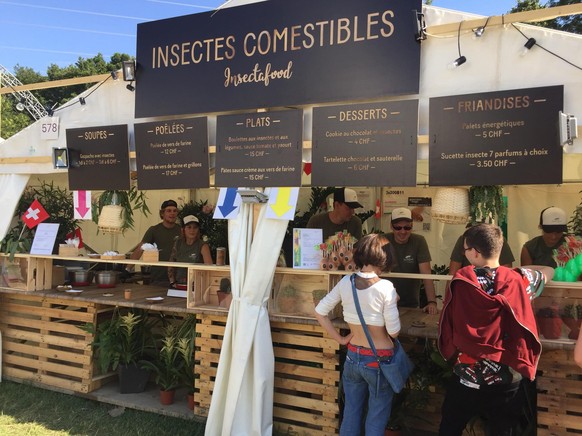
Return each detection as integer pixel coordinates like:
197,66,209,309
40,117,59,140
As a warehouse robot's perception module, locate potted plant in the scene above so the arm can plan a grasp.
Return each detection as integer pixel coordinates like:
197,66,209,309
91,186,150,233
536,305,563,339
561,304,582,339
469,185,506,224
176,315,197,409
88,308,158,393
312,289,328,307
141,324,183,405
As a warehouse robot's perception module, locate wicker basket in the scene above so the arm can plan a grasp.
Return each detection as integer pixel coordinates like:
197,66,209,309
98,205,123,233
431,188,470,225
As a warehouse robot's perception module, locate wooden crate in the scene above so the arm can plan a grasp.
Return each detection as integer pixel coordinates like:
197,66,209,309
270,270,333,319
193,314,342,434
0,255,52,291
536,348,582,435
188,269,232,310
0,293,109,393
271,320,341,435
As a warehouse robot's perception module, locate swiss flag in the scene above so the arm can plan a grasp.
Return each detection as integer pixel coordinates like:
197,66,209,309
22,199,50,229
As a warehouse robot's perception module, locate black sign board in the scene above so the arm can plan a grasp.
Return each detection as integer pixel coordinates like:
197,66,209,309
312,100,419,187
429,85,563,186
215,109,303,187
66,125,130,190
135,0,421,118
134,117,209,189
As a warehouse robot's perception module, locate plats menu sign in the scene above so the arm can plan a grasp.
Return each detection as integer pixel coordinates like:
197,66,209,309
66,124,130,190
134,117,209,189
312,100,419,186
215,109,303,187
429,85,563,186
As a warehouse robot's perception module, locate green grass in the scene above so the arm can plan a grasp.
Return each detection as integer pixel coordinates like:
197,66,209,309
0,381,205,435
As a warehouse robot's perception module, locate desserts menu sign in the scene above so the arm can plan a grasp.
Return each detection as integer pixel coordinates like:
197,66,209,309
66,124,130,190
134,117,209,189
429,85,563,186
215,109,303,187
312,100,419,186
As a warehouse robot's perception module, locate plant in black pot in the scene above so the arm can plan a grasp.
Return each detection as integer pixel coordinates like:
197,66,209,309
87,308,158,393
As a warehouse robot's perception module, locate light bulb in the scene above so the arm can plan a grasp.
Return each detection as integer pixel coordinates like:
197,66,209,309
520,38,536,56
447,56,467,69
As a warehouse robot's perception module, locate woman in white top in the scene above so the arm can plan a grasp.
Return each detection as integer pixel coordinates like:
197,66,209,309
315,233,400,436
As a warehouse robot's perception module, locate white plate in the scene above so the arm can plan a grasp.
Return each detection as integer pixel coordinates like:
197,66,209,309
146,296,164,302
65,289,83,294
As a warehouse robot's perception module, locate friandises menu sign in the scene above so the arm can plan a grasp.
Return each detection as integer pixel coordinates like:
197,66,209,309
215,109,303,187
429,85,563,186
66,125,130,190
135,0,421,118
134,117,209,189
312,100,419,187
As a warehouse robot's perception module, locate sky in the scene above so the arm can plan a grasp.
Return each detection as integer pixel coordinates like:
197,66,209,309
0,0,521,74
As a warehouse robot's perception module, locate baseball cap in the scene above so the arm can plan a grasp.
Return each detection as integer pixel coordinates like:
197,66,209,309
161,199,178,210
183,215,200,226
540,207,567,233
391,207,412,222
333,188,363,209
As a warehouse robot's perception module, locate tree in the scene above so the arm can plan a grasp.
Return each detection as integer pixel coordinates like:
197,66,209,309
510,0,581,34
1,53,132,140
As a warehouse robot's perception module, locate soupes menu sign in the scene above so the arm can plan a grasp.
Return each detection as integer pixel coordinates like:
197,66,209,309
429,85,563,186
215,109,303,187
312,100,419,186
66,125,130,190
134,118,209,189
135,0,421,118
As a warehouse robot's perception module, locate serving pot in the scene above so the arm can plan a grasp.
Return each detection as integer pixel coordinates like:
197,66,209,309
95,270,120,288
69,270,94,286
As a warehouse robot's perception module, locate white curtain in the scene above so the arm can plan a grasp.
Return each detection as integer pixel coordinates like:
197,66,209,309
0,174,30,241
205,190,288,436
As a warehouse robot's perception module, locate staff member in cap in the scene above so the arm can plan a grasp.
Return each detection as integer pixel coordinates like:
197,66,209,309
129,199,182,286
386,207,438,314
168,215,212,288
307,187,363,241
521,207,568,268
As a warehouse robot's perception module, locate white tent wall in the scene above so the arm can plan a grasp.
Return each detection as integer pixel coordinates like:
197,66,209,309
0,4,580,268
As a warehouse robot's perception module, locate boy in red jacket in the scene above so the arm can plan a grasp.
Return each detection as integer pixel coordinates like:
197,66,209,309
438,223,553,435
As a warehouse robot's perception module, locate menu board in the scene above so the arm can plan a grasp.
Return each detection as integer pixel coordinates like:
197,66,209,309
215,109,303,187
312,100,419,187
134,117,209,189
429,85,563,186
66,124,130,190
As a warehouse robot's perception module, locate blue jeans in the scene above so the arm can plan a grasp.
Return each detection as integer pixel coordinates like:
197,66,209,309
340,348,394,436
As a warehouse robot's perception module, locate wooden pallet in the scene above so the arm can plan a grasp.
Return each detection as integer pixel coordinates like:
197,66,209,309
536,348,582,435
193,314,341,435
0,293,109,393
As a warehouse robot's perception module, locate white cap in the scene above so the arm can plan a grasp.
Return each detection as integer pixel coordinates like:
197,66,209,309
333,187,363,209
540,207,567,232
391,207,412,222
183,215,200,226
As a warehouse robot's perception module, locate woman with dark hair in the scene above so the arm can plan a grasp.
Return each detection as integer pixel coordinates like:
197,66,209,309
314,233,401,436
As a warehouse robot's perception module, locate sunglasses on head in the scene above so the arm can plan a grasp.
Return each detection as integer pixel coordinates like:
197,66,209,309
393,225,412,231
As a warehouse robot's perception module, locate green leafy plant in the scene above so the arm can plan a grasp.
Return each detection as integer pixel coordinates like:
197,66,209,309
280,285,297,298
179,199,228,262
469,185,506,224
536,306,560,318
141,324,183,391
91,186,150,233
176,315,197,394
85,308,158,374
312,289,328,301
1,180,80,258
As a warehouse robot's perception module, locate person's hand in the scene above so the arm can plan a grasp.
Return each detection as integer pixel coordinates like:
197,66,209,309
338,332,354,346
423,302,438,315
